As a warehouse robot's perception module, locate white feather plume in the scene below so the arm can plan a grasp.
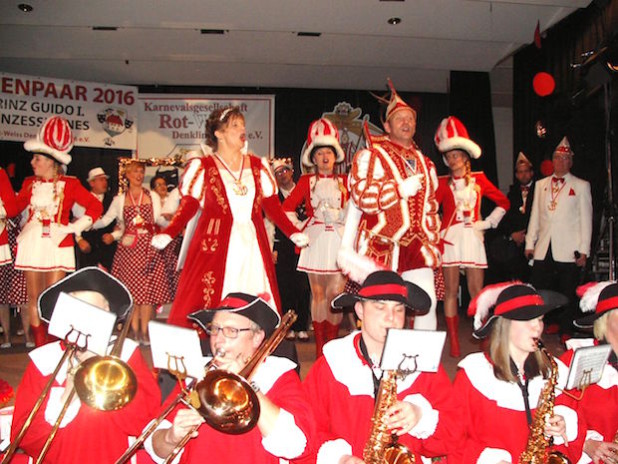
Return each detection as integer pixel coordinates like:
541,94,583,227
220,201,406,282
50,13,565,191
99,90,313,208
469,281,524,330
579,281,616,313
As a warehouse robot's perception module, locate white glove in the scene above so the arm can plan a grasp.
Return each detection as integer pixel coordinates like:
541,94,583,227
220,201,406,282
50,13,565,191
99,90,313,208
69,215,94,235
398,174,423,198
290,232,309,248
151,233,173,250
472,220,492,231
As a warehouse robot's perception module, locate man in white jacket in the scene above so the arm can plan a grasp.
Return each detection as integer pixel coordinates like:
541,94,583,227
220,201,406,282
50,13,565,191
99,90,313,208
525,136,592,337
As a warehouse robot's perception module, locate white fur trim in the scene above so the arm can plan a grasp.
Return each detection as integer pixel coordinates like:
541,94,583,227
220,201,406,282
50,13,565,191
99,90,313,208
29,341,70,383
403,393,438,439
477,447,512,464
24,139,72,165
301,134,345,168
553,405,578,443
437,135,481,160
458,352,570,411
261,408,307,459
45,386,81,428
323,332,421,396
316,438,353,464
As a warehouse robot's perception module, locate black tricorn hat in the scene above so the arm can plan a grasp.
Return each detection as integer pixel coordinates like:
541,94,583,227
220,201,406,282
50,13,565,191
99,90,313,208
331,270,431,315
575,281,618,328
188,292,281,337
470,282,567,339
38,267,133,323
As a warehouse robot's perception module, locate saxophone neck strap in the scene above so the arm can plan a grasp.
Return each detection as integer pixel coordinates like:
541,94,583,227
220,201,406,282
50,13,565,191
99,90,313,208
510,357,533,425
359,336,383,400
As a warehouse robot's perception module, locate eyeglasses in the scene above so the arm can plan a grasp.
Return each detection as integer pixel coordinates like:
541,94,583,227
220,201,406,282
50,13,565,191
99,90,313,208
205,323,252,339
275,167,291,175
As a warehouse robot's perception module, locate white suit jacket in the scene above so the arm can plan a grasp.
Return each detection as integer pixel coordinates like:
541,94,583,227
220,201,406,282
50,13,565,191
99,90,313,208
525,172,592,263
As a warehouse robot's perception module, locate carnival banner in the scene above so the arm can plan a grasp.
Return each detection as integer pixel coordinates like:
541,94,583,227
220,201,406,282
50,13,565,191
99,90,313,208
137,94,274,159
0,72,138,150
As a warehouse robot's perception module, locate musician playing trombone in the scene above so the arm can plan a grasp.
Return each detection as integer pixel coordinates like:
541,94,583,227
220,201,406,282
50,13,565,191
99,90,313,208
145,293,315,463
301,270,461,464
8,267,161,463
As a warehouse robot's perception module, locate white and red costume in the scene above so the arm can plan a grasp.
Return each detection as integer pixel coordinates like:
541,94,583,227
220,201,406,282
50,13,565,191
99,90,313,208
144,355,315,463
302,332,461,464
562,341,617,464
11,339,161,463
0,167,18,265
340,137,441,329
283,173,348,273
436,172,510,268
161,154,300,327
345,139,441,275
14,175,102,272
452,352,583,463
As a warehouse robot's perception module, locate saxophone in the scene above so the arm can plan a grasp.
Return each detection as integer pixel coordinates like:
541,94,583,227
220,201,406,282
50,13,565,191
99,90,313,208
363,370,415,464
518,341,571,464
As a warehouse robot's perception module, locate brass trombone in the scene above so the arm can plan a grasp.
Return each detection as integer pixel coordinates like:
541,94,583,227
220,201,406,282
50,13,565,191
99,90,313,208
115,310,296,464
1,327,89,464
72,304,138,411
114,352,215,464
161,310,297,463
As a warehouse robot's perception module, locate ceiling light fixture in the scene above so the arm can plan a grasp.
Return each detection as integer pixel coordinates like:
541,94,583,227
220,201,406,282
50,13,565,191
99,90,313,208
92,26,118,31
297,32,321,37
18,3,33,12
387,17,402,25
200,29,226,35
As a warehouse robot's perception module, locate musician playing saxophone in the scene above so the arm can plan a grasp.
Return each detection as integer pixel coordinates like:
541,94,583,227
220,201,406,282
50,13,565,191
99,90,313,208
8,267,161,464
452,282,583,463
300,271,461,464
145,293,315,463
561,282,618,464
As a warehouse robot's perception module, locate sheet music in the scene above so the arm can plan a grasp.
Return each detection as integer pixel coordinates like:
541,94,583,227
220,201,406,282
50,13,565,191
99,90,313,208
149,321,205,380
47,292,116,356
565,344,612,390
380,329,446,373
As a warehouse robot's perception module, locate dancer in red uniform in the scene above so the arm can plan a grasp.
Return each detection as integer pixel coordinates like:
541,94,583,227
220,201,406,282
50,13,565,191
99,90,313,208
434,116,510,356
15,116,102,346
283,118,349,357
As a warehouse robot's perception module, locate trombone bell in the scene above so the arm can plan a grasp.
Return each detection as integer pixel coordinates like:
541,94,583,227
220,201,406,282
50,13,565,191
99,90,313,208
73,356,137,411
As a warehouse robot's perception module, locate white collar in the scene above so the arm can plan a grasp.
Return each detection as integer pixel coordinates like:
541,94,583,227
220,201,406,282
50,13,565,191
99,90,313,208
323,332,420,397
458,352,570,411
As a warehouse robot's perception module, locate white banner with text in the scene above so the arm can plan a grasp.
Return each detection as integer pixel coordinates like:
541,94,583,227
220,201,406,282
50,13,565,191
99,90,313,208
0,72,138,150
137,94,275,159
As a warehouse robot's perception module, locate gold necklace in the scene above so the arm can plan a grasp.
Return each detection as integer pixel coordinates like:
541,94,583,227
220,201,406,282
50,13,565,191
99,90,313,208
214,153,247,196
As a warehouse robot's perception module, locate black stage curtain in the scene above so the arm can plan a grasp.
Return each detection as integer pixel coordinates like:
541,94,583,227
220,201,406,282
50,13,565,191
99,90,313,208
513,0,618,262
447,71,498,183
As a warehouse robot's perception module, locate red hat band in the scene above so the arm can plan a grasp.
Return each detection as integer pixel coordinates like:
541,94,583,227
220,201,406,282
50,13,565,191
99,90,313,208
358,283,408,299
219,296,251,309
494,294,544,316
596,295,618,314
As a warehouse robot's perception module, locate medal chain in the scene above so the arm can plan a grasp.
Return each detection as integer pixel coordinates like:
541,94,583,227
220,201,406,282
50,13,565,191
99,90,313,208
214,153,247,195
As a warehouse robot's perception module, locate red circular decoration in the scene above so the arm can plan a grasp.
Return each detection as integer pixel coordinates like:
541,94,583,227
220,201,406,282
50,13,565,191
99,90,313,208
540,159,554,177
533,72,555,97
